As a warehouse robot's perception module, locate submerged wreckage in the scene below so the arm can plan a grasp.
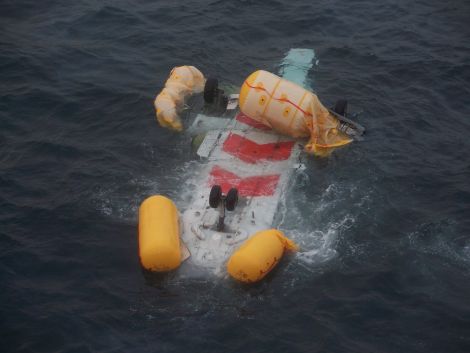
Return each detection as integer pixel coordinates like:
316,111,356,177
139,49,365,283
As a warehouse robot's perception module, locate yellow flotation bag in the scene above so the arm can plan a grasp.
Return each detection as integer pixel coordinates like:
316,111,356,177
239,70,352,157
227,229,299,283
138,195,181,272
154,66,205,131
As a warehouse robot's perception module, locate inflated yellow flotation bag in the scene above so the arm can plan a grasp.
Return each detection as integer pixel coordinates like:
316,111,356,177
227,229,299,283
239,70,352,157
138,195,181,272
154,66,205,131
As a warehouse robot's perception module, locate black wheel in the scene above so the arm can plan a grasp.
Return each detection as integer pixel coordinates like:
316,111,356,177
334,99,348,116
204,78,218,104
225,188,238,211
209,185,222,208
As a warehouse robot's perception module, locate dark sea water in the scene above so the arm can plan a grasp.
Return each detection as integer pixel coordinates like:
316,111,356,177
2,0,470,352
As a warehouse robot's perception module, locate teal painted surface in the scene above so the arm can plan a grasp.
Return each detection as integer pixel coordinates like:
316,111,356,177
279,48,315,88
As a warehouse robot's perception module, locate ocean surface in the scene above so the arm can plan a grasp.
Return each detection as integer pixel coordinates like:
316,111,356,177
1,0,470,352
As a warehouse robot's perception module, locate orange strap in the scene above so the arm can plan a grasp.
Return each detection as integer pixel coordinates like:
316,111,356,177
244,81,313,118
243,80,352,149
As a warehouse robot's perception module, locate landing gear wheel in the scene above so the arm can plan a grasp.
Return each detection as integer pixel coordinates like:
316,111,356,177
225,188,238,211
334,99,348,116
209,185,222,208
204,78,218,104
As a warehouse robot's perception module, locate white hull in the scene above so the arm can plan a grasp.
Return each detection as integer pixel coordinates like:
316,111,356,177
181,49,316,275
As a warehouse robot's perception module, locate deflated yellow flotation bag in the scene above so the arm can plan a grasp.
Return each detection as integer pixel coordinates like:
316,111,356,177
239,70,352,157
227,229,299,283
154,66,205,131
138,195,181,272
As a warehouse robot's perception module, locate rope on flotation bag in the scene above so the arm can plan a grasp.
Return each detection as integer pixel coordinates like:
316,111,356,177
244,81,313,119
243,80,350,150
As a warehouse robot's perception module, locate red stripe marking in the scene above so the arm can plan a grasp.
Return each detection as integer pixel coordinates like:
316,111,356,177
209,166,280,197
222,133,295,164
236,112,271,130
